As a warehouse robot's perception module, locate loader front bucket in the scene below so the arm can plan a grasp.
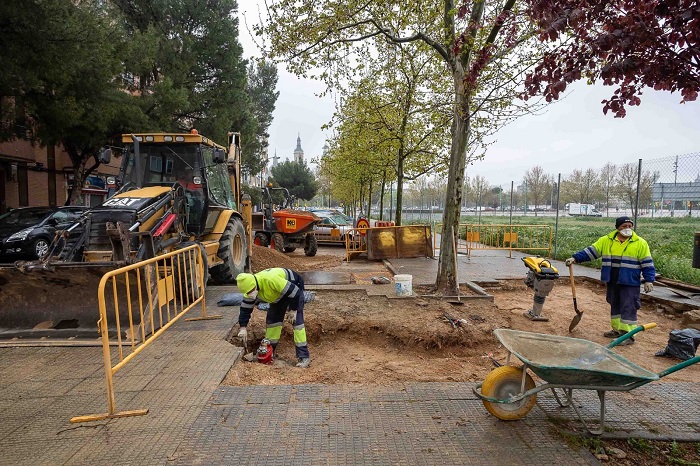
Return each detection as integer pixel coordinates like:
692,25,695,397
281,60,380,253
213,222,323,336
0,263,147,339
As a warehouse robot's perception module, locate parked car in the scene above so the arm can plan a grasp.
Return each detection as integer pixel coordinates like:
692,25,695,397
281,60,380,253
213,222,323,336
0,206,87,259
314,211,356,244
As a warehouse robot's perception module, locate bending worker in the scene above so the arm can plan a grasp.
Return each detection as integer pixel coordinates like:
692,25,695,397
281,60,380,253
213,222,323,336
235,268,311,368
565,216,655,345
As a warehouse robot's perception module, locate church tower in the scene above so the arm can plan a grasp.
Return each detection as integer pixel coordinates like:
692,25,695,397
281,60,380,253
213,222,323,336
293,134,304,164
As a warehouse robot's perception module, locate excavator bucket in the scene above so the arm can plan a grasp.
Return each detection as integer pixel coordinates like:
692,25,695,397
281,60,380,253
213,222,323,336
0,263,148,339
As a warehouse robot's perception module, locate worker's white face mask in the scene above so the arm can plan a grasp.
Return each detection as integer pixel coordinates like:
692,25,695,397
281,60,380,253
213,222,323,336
247,289,258,300
619,228,633,237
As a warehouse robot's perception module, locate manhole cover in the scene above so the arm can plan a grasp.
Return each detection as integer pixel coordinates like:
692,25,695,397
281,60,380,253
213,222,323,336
300,271,353,285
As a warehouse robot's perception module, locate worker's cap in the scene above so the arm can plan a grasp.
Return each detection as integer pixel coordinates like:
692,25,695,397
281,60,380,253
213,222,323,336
615,216,634,228
236,273,256,296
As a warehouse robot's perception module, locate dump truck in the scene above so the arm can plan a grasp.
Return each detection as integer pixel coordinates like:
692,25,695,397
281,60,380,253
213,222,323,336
0,131,249,338
252,186,320,256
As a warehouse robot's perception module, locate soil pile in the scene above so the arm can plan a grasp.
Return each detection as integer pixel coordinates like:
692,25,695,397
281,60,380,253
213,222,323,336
223,275,700,386
251,245,343,273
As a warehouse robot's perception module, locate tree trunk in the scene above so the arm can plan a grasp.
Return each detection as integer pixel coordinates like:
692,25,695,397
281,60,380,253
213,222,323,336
379,170,387,220
396,148,404,226
435,68,469,293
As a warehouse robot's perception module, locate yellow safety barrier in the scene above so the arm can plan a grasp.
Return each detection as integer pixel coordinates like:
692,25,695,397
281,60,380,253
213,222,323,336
432,223,552,258
345,228,369,261
432,223,470,255
464,224,552,258
346,225,432,261
70,244,220,423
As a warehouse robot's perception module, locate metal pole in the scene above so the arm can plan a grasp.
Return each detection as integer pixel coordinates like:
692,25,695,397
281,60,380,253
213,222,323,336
509,181,514,226
634,158,642,228
554,173,561,259
389,181,393,221
478,190,482,225
651,173,656,218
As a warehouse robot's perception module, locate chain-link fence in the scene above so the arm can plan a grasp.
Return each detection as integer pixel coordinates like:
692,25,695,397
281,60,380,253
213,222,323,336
376,152,700,284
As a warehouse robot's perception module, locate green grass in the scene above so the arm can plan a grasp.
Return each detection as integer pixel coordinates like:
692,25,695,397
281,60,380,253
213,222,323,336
429,214,700,287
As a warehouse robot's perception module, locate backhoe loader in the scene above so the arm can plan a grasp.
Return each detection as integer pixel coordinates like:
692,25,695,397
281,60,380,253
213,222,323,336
0,131,250,338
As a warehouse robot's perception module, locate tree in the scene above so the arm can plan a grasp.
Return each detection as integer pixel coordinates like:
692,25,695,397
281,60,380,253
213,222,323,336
116,0,250,143
523,165,552,215
524,0,700,117
0,0,138,203
270,161,319,201
599,162,618,217
255,0,547,293
244,59,280,177
324,51,451,225
562,168,599,205
615,163,654,217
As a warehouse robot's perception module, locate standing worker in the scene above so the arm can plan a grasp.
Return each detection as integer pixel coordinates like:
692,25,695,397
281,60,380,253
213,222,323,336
235,268,311,368
565,216,655,345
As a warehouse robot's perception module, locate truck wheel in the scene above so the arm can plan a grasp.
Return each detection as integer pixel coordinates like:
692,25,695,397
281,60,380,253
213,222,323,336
210,217,247,284
254,232,269,247
304,234,318,257
271,233,285,253
283,246,296,253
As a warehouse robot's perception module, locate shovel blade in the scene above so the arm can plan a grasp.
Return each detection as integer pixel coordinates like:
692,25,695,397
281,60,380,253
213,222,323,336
568,312,582,332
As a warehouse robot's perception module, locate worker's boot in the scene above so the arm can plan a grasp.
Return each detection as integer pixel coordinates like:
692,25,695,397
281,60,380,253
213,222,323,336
296,357,311,368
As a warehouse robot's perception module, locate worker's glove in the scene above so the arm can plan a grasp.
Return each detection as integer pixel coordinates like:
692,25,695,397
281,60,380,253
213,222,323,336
565,257,576,266
644,282,654,293
285,311,297,325
237,327,248,346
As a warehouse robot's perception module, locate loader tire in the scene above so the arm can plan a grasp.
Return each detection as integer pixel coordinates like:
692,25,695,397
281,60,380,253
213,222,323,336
271,233,285,253
210,217,247,284
304,234,318,257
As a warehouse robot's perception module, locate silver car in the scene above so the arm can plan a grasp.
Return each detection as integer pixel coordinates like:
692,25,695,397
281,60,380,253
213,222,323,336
314,211,355,243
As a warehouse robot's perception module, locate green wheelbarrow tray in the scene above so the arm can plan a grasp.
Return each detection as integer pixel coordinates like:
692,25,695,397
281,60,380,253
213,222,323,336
474,327,700,434
493,329,659,386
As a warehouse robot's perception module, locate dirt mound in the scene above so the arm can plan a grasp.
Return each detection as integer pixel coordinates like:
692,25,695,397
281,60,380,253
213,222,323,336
224,290,508,386
251,244,343,273
222,277,700,386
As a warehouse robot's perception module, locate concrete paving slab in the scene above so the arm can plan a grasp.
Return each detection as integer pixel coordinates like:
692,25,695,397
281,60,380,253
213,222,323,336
0,272,697,465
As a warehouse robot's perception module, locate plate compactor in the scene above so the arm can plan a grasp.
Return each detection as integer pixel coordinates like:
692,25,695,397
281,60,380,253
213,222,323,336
522,257,559,322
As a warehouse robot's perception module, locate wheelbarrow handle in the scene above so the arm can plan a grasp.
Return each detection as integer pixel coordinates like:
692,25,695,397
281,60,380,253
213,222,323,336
607,322,657,348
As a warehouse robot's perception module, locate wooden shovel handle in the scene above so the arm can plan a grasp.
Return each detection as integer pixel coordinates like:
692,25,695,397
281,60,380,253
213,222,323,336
568,263,577,300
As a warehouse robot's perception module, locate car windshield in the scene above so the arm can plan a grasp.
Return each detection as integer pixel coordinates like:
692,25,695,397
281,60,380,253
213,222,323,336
0,209,52,226
324,214,350,226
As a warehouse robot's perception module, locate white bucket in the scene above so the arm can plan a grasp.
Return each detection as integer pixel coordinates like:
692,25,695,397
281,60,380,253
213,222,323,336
394,274,413,297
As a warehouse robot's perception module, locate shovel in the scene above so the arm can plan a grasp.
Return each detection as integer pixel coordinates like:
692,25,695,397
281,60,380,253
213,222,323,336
449,233,464,306
567,263,583,332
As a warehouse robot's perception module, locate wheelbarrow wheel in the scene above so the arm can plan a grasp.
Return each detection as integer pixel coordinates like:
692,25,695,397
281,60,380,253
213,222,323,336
481,366,537,421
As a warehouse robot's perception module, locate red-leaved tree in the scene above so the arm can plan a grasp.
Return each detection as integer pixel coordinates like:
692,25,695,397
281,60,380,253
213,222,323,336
522,0,700,117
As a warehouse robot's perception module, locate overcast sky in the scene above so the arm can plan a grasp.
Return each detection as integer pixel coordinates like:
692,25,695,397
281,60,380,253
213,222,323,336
237,2,700,187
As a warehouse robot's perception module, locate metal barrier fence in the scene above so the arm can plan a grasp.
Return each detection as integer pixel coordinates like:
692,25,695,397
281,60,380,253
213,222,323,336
463,224,552,258
70,244,220,423
433,223,552,258
345,228,369,261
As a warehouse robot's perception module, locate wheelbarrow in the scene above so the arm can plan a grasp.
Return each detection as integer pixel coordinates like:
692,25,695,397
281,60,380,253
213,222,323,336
474,324,700,434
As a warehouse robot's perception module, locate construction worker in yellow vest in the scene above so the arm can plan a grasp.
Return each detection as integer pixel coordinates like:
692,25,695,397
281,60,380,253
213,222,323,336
236,268,310,368
566,216,655,345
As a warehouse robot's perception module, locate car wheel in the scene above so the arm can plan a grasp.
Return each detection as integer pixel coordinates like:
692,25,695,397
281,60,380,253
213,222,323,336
33,238,51,259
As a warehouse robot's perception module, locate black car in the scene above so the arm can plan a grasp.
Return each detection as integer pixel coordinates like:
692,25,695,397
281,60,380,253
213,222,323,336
0,206,87,260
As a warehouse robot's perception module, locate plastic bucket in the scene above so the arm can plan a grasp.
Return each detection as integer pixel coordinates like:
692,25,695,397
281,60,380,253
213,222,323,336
394,274,413,297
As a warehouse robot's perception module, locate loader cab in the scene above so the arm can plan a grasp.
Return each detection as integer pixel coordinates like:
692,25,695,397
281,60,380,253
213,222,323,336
118,133,236,235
